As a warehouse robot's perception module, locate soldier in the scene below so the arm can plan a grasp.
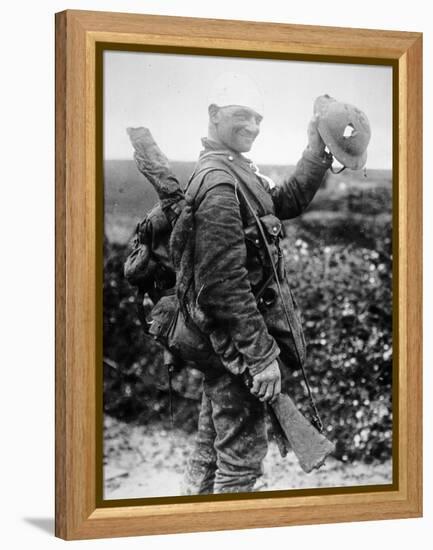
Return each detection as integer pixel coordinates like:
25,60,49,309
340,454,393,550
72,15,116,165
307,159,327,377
168,72,333,494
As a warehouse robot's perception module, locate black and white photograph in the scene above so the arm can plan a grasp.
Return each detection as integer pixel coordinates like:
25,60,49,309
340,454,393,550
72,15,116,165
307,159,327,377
102,50,393,500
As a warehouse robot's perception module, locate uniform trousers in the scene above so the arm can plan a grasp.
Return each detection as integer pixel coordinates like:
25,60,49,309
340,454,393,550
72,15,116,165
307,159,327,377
183,369,268,494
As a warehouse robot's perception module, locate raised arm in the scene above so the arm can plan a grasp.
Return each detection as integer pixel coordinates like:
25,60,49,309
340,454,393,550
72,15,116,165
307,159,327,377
271,116,333,220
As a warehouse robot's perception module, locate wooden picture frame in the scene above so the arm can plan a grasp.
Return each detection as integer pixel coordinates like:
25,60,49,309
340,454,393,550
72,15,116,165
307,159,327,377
55,9,422,540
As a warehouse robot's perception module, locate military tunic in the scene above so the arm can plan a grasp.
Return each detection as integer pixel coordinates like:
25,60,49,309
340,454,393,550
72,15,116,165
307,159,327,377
178,138,332,494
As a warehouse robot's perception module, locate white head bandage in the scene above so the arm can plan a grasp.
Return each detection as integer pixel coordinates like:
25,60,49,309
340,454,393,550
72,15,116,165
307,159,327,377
208,72,264,117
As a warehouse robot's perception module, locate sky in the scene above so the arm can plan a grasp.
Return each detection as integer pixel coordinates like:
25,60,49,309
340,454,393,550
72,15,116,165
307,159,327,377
104,50,392,169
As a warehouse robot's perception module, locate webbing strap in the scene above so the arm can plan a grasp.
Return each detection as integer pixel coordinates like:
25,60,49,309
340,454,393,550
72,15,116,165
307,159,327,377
235,181,324,433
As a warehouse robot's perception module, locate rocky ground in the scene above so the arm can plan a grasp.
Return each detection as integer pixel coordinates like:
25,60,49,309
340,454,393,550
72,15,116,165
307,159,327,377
103,415,392,500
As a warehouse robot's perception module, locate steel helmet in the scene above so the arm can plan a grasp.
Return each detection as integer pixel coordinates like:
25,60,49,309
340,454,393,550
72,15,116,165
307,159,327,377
314,94,371,170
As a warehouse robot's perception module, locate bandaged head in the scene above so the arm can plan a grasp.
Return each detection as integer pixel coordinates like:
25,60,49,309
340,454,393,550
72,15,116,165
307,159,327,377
208,72,264,117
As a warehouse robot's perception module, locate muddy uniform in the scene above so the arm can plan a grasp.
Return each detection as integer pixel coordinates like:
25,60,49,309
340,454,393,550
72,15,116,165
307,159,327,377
175,138,332,494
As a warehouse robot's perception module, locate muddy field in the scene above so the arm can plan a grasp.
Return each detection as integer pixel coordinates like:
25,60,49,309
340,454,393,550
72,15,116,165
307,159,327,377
103,415,392,500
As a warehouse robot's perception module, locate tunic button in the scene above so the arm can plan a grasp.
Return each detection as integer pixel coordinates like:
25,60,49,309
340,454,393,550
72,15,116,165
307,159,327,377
272,226,278,233
228,155,234,161
255,239,260,245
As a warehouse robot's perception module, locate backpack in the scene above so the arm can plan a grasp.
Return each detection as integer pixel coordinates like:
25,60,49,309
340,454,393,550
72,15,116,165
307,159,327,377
123,171,218,369
124,203,175,302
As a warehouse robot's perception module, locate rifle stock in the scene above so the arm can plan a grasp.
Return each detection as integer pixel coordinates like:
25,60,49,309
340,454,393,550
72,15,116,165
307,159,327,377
270,393,335,473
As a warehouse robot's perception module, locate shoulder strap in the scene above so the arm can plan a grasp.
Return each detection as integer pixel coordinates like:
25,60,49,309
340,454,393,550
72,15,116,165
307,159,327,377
186,165,237,210
192,152,268,217
187,161,266,223
186,150,232,191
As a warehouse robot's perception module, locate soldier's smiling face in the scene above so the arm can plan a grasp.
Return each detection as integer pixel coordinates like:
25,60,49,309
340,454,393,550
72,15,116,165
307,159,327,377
210,105,263,153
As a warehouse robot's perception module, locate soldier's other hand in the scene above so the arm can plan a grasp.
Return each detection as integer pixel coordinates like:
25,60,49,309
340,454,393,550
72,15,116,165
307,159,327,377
307,114,326,157
251,359,281,403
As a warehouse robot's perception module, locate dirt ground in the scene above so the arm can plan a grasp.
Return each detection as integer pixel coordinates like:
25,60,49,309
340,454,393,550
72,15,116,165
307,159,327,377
103,415,392,500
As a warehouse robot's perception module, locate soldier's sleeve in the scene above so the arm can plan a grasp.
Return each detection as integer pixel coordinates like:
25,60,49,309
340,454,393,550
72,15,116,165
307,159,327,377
271,148,333,220
193,171,280,376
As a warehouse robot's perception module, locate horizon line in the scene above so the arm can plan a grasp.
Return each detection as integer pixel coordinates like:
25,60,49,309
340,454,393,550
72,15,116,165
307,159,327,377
104,158,392,171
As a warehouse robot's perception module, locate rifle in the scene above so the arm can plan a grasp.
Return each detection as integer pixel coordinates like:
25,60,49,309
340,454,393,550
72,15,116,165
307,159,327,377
128,126,335,473
241,372,334,472
272,392,335,472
